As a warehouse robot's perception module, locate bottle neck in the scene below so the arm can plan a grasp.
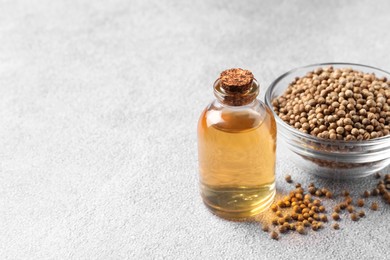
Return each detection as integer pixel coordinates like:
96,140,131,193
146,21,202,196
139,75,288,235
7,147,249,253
213,79,260,106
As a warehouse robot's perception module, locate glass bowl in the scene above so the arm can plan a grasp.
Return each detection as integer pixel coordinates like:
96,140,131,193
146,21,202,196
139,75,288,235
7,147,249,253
265,63,390,179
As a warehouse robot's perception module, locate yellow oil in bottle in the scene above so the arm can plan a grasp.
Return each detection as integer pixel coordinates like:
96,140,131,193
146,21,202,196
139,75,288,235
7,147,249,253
198,101,276,220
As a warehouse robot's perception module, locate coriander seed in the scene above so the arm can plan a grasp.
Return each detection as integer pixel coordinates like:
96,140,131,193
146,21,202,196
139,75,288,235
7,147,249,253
342,190,350,197
350,213,359,221
279,225,288,234
320,214,328,222
332,213,340,221
297,225,305,234
363,190,370,198
262,225,269,232
308,187,316,195
270,231,279,240
272,67,390,141
370,202,379,211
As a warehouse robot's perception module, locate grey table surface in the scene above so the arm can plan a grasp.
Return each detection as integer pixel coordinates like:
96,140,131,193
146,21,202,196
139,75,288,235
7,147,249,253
1,0,390,259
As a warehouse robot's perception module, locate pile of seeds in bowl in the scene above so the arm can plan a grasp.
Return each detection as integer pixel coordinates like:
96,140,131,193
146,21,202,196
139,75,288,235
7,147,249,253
261,173,390,240
272,67,390,140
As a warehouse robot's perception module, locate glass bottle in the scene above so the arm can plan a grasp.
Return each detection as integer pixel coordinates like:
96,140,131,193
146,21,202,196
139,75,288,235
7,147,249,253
197,68,277,220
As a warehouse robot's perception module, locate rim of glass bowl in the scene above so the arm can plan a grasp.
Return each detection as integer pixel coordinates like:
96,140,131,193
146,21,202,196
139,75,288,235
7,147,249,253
265,62,390,147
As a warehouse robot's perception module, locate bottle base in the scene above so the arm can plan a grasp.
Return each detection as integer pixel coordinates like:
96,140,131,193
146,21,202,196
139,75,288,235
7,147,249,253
201,184,276,221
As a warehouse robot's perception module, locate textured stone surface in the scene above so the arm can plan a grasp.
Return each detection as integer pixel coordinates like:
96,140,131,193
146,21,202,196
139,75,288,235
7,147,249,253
0,0,389,259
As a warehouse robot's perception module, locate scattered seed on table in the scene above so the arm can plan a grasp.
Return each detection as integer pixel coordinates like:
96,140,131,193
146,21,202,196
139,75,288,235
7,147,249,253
289,223,295,230
370,202,379,211
285,175,292,183
326,191,333,198
350,213,359,221
308,187,316,195
347,205,355,213
342,190,350,197
363,190,370,198
320,214,328,222
332,223,340,230
332,213,340,221
279,225,288,233
293,206,301,213
372,188,379,196
297,225,305,234
345,197,353,205
357,199,364,207
358,210,365,218
313,200,321,207
270,231,279,240
271,204,278,212
375,172,381,179
339,203,347,210
262,225,269,232
277,201,285,208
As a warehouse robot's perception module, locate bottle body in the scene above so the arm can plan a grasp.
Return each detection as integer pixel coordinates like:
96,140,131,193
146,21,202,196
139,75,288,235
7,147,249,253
198,99,277,220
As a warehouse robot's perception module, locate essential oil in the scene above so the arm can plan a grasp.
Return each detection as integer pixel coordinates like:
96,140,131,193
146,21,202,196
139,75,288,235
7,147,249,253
197,68,276,220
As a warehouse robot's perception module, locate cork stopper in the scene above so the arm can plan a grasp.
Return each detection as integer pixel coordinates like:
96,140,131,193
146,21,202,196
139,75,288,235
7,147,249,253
214,68,259,106
220,68,254,93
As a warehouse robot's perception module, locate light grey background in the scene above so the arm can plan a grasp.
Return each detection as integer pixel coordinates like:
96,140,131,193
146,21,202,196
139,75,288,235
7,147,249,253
0,0,389,259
